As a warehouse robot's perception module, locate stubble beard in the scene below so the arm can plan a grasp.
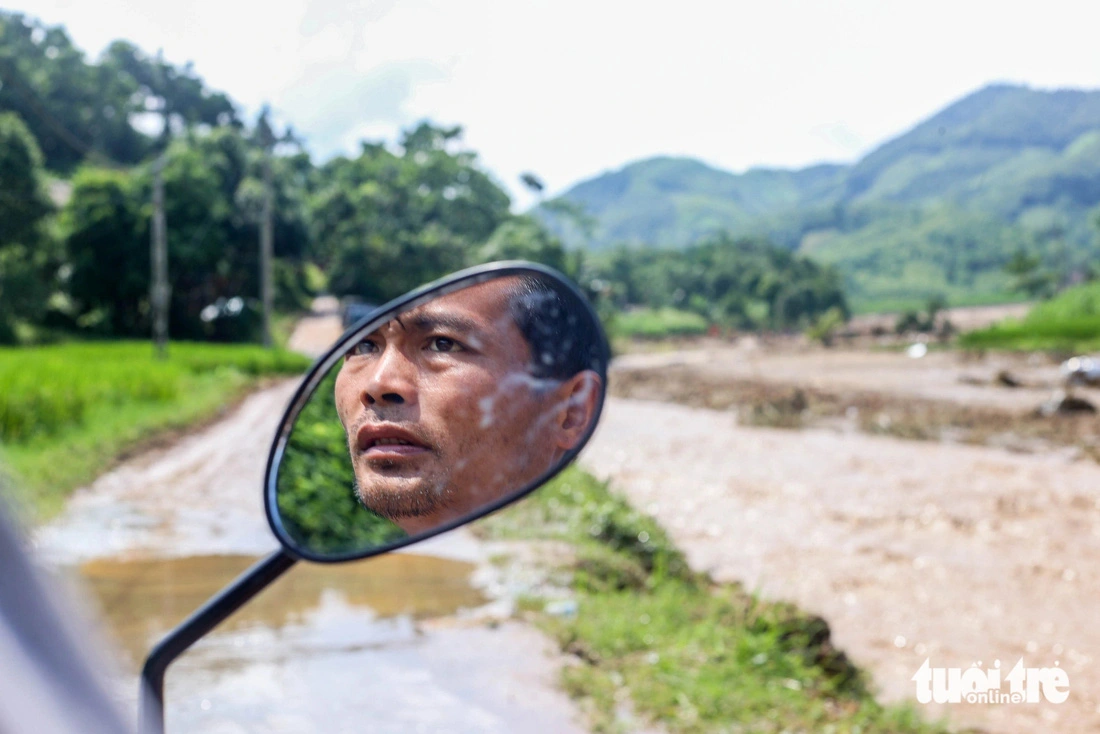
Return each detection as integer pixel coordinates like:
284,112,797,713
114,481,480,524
353,461,454,521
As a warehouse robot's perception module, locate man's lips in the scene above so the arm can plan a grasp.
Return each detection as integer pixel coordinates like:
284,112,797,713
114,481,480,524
355,424,431,458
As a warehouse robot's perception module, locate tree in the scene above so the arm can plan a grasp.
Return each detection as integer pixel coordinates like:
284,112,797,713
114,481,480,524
585,233,849,331
0,13,105,170
1003,247,1055,299
0,112,55,341
63,125,311,340
63,167,146,334
312,122,511,302
0,14,238,170
474,216,569,273
100,41,238,145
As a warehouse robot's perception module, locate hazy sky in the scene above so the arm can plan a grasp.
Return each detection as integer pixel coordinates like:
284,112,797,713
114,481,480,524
15,0,1100,208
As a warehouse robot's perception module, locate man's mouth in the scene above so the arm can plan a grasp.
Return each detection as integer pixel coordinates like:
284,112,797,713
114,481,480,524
356,424,431,458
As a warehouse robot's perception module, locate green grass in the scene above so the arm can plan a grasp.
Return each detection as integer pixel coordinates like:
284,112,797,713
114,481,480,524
850,290,1024,317
609,307,710,340
479,467,947,734
959,281,1100,352
0,341,310,518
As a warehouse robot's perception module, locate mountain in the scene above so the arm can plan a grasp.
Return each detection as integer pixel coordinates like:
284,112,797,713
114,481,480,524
842,84,1100,213
538,84,1100,310
549,157,844,248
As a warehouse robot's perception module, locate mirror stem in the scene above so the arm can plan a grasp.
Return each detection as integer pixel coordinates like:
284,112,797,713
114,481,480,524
139,549,298,734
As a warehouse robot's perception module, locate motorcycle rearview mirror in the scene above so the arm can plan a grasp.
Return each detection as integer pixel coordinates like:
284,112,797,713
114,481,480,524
139,262,609,733
268,261,609,560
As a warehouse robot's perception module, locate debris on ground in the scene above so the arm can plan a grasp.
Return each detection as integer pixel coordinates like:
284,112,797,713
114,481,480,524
1062,356,1100,388
1038,391,1097,417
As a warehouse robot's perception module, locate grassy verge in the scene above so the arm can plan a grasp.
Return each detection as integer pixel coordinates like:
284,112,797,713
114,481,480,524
958,281,1100,353
0,341,310,519
958,317,1100,353
478,466,947,734
609,308,710,340
851,291,1023,317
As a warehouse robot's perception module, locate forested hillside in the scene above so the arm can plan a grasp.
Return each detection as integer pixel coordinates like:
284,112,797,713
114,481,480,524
0,11,558,343
539,84,1100,311
0,10,847,346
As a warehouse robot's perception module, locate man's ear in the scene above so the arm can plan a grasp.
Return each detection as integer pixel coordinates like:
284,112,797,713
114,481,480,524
552,370,602,451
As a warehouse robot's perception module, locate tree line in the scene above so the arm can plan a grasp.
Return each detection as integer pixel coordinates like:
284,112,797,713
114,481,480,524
0,11,845,344
585,234,848,331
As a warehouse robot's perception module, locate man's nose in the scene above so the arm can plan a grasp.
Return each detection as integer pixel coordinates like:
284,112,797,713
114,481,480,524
361,347,418,407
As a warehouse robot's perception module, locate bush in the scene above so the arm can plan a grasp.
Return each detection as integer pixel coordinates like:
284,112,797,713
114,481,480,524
613,308,709,340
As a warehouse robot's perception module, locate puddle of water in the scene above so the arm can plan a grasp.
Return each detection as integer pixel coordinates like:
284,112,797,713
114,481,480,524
73,552,487,669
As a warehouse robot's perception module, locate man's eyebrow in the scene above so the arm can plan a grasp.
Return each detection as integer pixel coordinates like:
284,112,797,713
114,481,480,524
407,312,482,335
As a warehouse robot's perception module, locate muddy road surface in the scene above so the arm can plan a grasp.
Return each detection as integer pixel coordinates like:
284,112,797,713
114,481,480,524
34,303,587,734
581,383,1100,733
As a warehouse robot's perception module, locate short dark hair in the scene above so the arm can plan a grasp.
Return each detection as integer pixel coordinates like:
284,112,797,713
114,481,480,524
507,274,607,380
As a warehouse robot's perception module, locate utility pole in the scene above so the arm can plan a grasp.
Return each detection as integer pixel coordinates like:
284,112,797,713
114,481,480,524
260,153,274,348
256,105,277,348
151,152,169,359
255,108,301,349
150,50,170,359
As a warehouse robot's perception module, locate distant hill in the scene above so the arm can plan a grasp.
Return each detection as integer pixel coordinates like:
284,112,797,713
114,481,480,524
538,84,1100,310
549,156,844,247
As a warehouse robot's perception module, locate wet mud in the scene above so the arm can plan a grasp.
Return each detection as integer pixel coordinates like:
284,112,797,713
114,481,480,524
610,361,1100,461
74,553,489,668
581,394,1100,734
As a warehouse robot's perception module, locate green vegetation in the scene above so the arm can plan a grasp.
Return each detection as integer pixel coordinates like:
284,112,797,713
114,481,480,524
610,308,709,340
0,10,578,524
479,467,943,733
959,280,1100,352
0,342,309,517
538,156,845,250
804,204,1037,309
539,84,1100,312
0,11,573,347
276,369,406,556
589,234,849,331
0,111,56,342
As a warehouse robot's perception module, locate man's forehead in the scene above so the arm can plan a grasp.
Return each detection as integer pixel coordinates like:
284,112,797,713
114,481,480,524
370,279,521,338
407,279,515,323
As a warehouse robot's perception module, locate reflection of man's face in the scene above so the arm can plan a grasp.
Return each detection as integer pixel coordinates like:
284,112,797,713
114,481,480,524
333,278,599,535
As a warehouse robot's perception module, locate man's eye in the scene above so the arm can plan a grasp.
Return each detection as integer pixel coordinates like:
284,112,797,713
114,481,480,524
427,336,463,353
347,340,380,357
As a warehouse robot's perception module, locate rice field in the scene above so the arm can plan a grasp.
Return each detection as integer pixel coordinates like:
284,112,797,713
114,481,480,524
0,341,311,517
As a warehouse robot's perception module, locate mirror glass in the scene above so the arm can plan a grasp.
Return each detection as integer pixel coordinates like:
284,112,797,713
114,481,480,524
269,266,609,561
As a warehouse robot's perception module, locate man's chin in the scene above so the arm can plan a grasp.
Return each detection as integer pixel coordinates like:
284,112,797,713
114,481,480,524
356,478,449,522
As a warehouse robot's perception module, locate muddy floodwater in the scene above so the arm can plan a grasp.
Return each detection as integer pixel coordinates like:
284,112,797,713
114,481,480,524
74,553,489,668
583,394,1100,734
57,551,581,733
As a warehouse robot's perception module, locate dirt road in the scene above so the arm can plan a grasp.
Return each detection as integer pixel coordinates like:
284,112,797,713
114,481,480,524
580,386,1100,733
35,302,587,734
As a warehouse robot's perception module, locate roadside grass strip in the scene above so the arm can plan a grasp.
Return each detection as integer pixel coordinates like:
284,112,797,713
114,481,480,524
480,466,950,734
610,308,710,341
